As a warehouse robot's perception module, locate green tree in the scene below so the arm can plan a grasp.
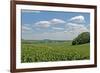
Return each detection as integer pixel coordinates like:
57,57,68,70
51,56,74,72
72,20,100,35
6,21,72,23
72,32,90,45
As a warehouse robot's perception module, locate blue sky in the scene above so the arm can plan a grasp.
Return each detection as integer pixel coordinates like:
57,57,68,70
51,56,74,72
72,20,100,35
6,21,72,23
21,9,90,40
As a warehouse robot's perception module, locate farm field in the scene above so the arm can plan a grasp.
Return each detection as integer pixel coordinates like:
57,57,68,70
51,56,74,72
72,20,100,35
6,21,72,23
21,40,90,63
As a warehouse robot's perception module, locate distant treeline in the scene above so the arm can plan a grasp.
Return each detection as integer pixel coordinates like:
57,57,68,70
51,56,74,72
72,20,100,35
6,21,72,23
21,39,71,44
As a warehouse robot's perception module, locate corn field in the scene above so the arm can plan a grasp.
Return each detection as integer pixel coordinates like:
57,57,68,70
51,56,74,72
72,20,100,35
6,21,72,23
21,41,90,63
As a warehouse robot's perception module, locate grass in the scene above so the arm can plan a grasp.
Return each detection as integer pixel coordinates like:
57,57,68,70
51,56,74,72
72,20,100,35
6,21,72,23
21,40,90,63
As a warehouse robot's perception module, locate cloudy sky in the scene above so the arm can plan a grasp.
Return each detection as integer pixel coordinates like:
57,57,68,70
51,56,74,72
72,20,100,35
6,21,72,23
21,10,90,40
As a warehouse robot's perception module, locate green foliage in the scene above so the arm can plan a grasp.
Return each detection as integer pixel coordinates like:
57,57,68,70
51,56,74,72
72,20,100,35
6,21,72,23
21,41,90,63
72,32,90,45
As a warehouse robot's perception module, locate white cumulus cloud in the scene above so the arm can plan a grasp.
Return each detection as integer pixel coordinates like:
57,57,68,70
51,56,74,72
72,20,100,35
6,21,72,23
34,21,50,28
65,23,89,34
34,18,66,28
22,25,31,31
50,18,66,25
69,15,85,24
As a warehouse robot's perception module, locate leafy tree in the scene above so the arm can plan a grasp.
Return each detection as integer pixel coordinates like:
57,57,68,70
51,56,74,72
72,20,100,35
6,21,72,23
72,32,90,45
